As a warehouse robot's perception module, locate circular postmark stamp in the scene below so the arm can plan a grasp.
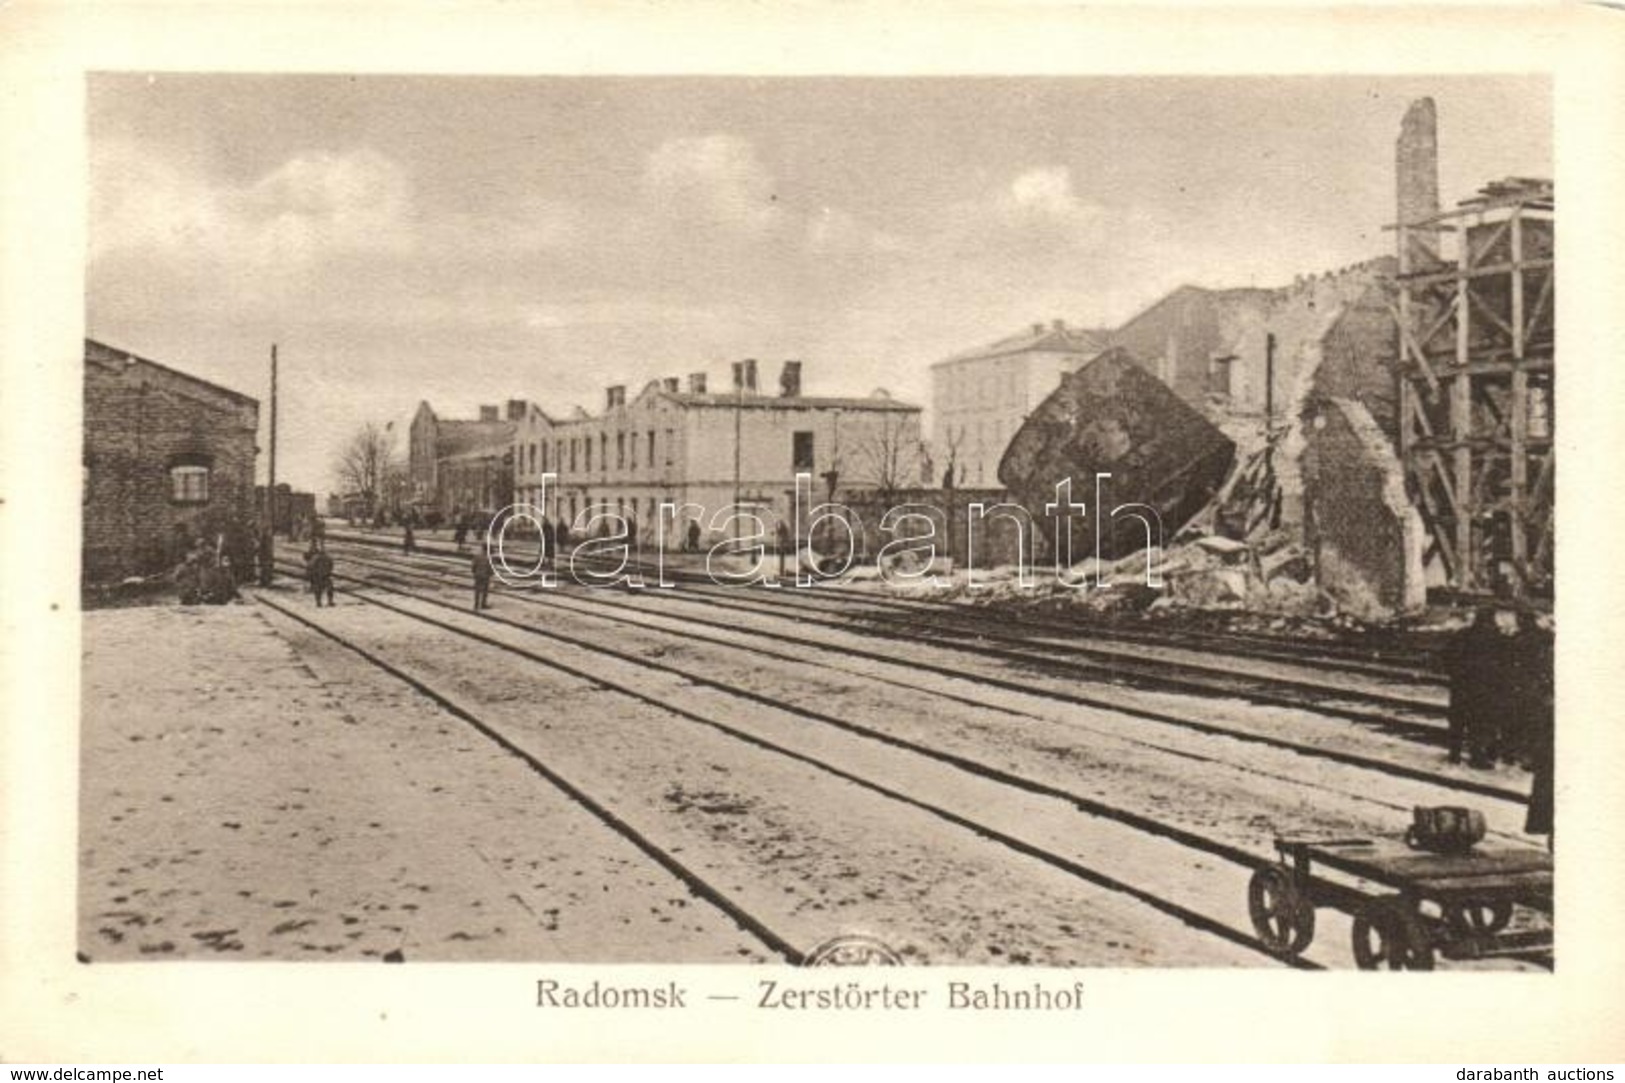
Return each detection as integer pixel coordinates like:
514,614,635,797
803,933,904,967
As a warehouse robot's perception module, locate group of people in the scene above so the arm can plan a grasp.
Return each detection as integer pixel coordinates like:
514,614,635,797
1444,606,1555,839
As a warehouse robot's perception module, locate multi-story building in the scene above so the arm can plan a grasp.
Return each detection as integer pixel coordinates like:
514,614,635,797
929,319,1109,488
408,400,524,518
82,338,260,582
512,359,923,546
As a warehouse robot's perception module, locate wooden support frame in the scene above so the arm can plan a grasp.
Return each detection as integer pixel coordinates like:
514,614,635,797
1389,182,1553,598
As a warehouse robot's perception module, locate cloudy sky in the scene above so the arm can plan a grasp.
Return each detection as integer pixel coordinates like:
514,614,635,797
87,75,1550,493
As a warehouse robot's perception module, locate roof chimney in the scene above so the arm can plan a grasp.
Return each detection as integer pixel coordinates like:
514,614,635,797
1397,97,1441,268
506,399,527,422
733,359,758,394
662,376,680,393
606,385,625,410
779,360,802,398
1031,322,1045,336
689,372,708,395
1052,319,1065,332
479,405,499,422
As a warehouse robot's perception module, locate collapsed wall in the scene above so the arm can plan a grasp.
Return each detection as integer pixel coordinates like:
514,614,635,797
1300,398,1427,618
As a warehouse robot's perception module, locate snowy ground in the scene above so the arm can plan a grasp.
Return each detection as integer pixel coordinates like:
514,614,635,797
79,596,771,963
79,565,1547,969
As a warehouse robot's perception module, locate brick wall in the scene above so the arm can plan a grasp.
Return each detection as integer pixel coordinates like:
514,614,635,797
83,345,260,582
1301,398,1426,617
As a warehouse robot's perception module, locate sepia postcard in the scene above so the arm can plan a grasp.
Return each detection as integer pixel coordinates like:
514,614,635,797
2,0,1624,1065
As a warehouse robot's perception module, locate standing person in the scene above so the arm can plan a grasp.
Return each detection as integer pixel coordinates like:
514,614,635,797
776,519,791,580
257,527,275,587
1518,612,1555,842
309,545,335,607
540,516,556,565
1444,606,1500,768
453,512,469,551
685,518,701,554
403,516,416,556
471,543,495,610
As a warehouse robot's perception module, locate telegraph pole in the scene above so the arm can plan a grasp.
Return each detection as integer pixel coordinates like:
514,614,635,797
259,344,278,586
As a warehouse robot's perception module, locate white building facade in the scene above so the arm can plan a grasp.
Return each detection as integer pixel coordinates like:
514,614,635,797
513,360,923,547
930,319,1109,488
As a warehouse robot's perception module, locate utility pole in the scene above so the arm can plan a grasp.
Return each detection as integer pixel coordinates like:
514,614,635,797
733,375,743,544
259,344,278,586
1264,332,1276,431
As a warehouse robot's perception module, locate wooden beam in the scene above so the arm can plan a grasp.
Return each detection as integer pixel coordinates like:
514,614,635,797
1453,299,1475,589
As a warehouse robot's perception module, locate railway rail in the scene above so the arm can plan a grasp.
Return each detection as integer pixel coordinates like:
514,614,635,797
307,538,1520,805
266,542,1547,968
321,528,1444,729
326,525,1441,680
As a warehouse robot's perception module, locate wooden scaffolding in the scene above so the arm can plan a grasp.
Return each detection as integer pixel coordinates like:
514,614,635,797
1390,178,1554,599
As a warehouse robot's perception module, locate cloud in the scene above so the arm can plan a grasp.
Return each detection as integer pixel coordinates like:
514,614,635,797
805,206,906,258
992,165,1106,243
642,134,784,239
92,142,419,275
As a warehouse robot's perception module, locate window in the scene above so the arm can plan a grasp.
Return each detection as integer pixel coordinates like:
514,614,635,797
570,438,578,473
792,431,815,470
664,429,675,467
647,430,655,469
1208,355,1234,398
623,431,632,470
584,437,592,472
599,433,608,472
170,464,210,504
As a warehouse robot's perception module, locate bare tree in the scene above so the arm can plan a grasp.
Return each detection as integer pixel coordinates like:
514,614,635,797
854,413,922,500
333,422,396,518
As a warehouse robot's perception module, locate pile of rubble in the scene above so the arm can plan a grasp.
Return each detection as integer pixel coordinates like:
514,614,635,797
861,526,1436,645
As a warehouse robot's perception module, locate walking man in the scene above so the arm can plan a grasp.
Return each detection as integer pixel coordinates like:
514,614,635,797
472,542,495,610
309,545,335,607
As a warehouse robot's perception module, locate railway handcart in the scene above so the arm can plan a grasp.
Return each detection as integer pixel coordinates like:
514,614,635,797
1247,837,1552,969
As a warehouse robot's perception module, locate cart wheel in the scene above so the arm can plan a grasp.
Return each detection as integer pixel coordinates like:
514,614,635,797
1351,902,1435,970
1248,866,1315,957
1446,900,1514,937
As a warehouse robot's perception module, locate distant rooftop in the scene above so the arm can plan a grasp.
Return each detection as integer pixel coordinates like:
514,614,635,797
933,320,1111,369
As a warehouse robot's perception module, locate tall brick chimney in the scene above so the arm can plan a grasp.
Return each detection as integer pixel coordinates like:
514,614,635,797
689,372,708,394
1397,97,1441,268
779,360,802,398
732,359,758,394
606,385,626,409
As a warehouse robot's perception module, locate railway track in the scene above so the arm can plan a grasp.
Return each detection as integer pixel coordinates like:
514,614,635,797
322,529,1444,729
260,577,1304,968
267,543,1546,968
326,525,1440,680
256,590,804,965
310,539,1520,805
